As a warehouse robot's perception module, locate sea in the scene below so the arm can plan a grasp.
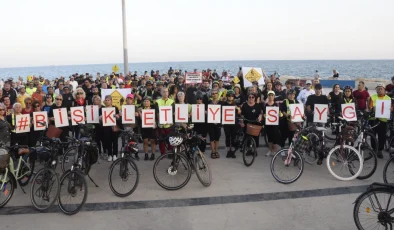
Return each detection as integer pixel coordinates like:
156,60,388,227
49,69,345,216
0,60,393,80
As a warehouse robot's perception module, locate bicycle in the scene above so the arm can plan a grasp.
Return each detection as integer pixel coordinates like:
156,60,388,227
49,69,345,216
153,124,212,190
234,118,262,167
108,129,140,197
353,182,394,230
0,142,35,208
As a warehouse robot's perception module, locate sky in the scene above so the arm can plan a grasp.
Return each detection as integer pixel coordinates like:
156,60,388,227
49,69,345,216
0,0,393,68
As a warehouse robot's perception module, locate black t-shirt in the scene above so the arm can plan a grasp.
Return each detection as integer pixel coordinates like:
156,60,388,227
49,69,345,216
241,102,262,122
234,94,245,106
82,85,94,103
186,87,197,104
329,92,343,112
305,95,329,121
62,93,74,109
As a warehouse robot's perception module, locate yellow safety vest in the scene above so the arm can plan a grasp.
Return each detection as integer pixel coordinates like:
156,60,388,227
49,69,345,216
156,98,174,128
371,94,391,122
344,98,353,104
11,114,16,132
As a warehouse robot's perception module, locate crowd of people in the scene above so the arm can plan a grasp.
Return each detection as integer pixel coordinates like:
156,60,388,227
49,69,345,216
0,68,392,163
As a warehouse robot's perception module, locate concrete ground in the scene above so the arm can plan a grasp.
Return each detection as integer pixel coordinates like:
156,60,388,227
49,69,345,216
0,133,390,230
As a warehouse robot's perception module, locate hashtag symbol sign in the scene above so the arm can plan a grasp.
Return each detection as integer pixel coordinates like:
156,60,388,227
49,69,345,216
17,117,29,131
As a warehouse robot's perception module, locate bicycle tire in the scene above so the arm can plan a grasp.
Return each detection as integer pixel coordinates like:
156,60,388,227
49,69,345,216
58,170,88,215
153,151,192,190
270,148,304,184
324,122,337,141
108,157,139,197
388,137,394,156
242,136,256,167
18,157,35,187
30,168,60,211
349,145,377,180
353,187,394,230
363,131,378,154
0,171,15,208
383,155,394,184
326,145,363,181
61,147,78,173
194,151,212,187
302,133,320,165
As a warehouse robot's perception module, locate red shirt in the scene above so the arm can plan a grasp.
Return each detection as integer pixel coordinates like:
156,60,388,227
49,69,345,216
386,84,394,93
353,90,370,110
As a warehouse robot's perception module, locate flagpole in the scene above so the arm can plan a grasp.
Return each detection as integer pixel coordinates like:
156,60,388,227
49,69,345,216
122,0,129,75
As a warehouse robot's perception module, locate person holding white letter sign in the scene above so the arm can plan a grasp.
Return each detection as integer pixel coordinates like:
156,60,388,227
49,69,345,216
262,91,281,157
305,84,329,124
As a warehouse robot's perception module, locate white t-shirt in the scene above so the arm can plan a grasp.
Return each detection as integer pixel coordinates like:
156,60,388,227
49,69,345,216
70,80,78,92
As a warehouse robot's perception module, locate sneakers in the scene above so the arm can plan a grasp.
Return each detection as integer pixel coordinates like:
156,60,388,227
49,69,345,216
377,151,383,159
134,153,140,161
108,156,113,162
113,155,118,161
144,153,149,161
226,151,236,158
226,151,231,158
265,151,272,157
150,153,155,161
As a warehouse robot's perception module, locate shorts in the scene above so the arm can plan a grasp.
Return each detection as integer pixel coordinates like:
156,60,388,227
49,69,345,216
141,128,156,140
209,125,222,142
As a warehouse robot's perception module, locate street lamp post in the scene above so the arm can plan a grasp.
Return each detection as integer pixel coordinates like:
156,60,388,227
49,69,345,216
122,0,129,75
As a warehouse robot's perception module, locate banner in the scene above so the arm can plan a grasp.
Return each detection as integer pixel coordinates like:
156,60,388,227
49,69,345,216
242,67,265,88
33,112,48,131
375,100,391,119
289,104,304,122
70,106,85,126
54,108,69,127
192,104,205,123
102,107,116,126
341,103,357,121
142,109,155,128
185,72,202,84
222,106,236,125
86,105,99,123
101,89,131,110
313,104,328,123
207,105,221,123
122,105,136,124
15,114,31,133
265,106,279,125
175,104,188,123
159,106,173,125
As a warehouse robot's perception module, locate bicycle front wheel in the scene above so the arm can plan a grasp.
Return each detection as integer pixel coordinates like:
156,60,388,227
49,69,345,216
242,136,256,167
108,157,139,197
270,148,304,184
61,147,78,173
326,145,363,181
0,171,15,208
58,170,88,215
194,151,212,187
383,155,394,184
353,187,394,230
30,168,60,211
153,151,192,191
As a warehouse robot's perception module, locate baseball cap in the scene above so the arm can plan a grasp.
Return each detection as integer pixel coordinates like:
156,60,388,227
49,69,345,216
268,91,275,95
126,94,135,99
306,80,312,85
234,84,241,89
376,83,385,89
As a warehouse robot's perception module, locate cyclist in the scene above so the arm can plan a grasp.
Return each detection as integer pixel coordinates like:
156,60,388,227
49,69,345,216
305,83,329,125
193,91,209,156
353,81,370,112
208,89,223,159
341,85,357,109
262,91,281,156
222,90,240,158
280,89,300,146
137,96,157,161
297,80,315,105
240,92,263,153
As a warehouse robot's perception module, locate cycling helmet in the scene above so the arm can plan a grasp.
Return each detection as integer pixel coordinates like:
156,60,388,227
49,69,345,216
156,81,163,86
226,90,235,96
287,89,296,95
168,136,183,147
343,85,352,91
146,80,153,85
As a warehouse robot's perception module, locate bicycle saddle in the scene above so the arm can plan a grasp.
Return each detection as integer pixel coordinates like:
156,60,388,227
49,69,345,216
316,127,327,132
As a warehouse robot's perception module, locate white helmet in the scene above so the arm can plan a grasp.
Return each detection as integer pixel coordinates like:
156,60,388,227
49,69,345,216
168,136,183,146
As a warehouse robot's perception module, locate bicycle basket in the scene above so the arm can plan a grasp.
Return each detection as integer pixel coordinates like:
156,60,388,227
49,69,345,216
168,135,183,147
294,135,309,152
0,148,10,169
246,124,262,137
342,126,356,142
36,146,52,162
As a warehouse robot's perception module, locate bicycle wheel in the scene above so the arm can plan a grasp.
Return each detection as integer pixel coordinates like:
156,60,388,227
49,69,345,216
108,157,139,197
242,136,256,167
353,187,394,230
302,133,320,165
363,131,378,154
18,157,35,187
324,121,337,141
58,170,88,215
30,168,60,211
61,147,78,173
387,137,394,156
194,151,212,187
351,145,377,180
326,145,363,181
0,171,15,208
383,155,394,184
271,148,304,184
153,150,192,191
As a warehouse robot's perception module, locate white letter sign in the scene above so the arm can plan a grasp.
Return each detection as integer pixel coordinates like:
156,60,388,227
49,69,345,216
265,106,279,125
192,104,205,123
222,106,235,125
54,108,69,127
70,106,85,126
341,103,357,121
142,109,155,128
15,114,30,133
289,104,304,122
175,104,188,123
86,105,99,124
33,112,48,131
122,105,136,124
375,100,391,119
313,104,328,123
207,105,221,123
159,106,173,125
102,107,116,126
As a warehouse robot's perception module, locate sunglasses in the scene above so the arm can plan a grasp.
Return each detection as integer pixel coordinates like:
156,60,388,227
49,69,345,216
77,92,83,95
249,96,256,99
56,98,62,101
34,105,40,108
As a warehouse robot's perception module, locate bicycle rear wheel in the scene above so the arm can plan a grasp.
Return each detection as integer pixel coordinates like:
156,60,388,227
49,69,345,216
0,171,15,208
58,170,88,215
351,145,377,180
326,145,363,181
153,150,192,190
353,187,394,230
383,155,394,184
194,151,212,187
242,136,256,167
108,157,139,197
30,168,60,211
270,149,304,184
